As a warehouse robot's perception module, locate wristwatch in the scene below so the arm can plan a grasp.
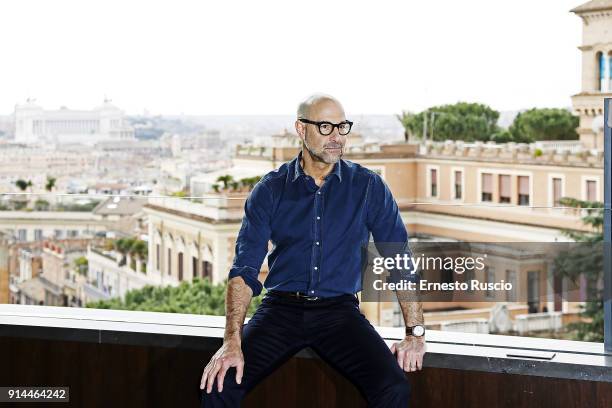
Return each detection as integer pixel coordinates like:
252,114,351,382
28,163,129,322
406,325,425,337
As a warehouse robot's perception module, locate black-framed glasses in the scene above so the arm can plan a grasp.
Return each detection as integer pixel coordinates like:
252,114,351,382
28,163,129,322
298,118,353,136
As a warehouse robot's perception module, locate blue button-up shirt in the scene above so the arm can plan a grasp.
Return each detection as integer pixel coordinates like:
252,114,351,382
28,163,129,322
228,150,414,297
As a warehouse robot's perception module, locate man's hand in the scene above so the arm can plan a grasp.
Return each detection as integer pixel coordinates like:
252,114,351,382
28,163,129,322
200,340,244,393
390,336,426,372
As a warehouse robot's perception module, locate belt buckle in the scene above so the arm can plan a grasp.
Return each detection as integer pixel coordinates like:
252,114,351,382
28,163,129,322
296,291,319,301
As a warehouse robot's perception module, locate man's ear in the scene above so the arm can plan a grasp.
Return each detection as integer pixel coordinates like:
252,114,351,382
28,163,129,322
295,120,305,141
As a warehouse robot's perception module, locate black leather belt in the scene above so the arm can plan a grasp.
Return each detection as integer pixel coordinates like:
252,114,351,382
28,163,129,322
268,290,321,301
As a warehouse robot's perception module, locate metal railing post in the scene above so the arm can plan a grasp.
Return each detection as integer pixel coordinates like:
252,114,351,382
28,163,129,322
604,97,611,352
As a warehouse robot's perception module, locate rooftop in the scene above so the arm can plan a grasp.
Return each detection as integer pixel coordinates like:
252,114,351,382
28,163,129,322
571,0,612,14
0,304,610,406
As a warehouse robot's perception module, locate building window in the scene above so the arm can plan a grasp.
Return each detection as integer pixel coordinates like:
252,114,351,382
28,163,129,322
552,177,562,207
192,256,198,278
586,179,597,201
202,261,213,280
481,173,493,202
598,51,605,91
453,170,463,200
527,271,540,313
167,248,172,275
485,267,495,299
517,176,530,206
18,229,27,241
156,244,160,271
506,270,517,302
609,51,612,92
34,229,43,241
430,168,438,197
178,252,184,281
499,175,511,203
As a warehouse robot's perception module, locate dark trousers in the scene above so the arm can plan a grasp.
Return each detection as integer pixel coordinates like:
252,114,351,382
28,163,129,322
200,292,410,407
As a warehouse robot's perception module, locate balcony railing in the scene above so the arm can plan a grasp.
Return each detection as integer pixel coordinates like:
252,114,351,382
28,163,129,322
1,304,610,407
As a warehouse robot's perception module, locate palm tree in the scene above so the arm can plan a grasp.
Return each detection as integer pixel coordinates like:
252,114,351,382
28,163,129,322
239,176,263,191
130,239,148,262
45,176,56,192
216,175,234,190
13,179,30,210
15,179,28,191
128,239,147,271
114,238,134,266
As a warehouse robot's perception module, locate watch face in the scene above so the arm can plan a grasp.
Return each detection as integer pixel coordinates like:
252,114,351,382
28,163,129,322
413,325,425,336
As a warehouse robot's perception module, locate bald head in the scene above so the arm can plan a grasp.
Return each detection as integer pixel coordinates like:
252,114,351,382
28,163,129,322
294,93,348,165
297,93,345,120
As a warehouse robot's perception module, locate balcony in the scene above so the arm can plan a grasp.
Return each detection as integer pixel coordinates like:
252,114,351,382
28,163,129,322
1,304,610,407
145,195,246,223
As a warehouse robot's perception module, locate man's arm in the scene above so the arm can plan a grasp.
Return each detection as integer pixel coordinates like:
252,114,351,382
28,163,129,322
392,287,426,372
224,276,253,344
201,276,252,393
200,180,273,392
366,173,426,372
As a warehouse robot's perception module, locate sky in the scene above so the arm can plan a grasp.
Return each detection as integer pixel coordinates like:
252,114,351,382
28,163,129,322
0,0,585,116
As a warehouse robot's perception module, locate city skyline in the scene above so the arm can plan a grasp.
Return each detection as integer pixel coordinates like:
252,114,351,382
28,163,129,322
0,0,583,116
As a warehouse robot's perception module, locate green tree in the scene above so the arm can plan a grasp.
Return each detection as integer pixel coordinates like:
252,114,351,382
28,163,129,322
509,108,579,143
240,176,263,191
129,239,148,272
114,238,135,266
86,278,262,316
45,176,57,192
34,199,50,211
397,102,500,142
397,112,416,142
15,179,29,191
490,129,515,143
554,197,604,342
216,175,234,190
74,256,88,276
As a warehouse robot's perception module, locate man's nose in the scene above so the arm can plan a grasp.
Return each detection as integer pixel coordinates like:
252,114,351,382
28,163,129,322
328,128,341,142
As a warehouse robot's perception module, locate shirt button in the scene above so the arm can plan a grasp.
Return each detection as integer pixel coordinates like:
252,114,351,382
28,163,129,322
311,290,315,293
317,216,321,220
315,241,320,245
317,191,321,195
314,266,318,270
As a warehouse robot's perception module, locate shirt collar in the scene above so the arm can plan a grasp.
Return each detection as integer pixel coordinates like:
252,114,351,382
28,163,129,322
292,150,343,183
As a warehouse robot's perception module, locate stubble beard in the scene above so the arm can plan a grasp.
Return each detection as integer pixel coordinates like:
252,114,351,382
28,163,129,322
303,132,344,165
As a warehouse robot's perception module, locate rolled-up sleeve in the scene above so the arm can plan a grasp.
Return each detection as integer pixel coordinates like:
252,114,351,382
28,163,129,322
366,173,419,283
227,180,273,296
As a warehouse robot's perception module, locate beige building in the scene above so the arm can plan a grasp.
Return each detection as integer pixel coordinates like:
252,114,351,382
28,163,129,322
571,0,612,149
144,195,245,286
84,244,155,304
141,133,603,331
10,239,90,306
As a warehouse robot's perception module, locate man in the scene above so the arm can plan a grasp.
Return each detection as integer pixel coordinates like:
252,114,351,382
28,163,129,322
200,94,426,407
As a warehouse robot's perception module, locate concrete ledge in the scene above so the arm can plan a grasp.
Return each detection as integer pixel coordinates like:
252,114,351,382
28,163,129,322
1,304,611,382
